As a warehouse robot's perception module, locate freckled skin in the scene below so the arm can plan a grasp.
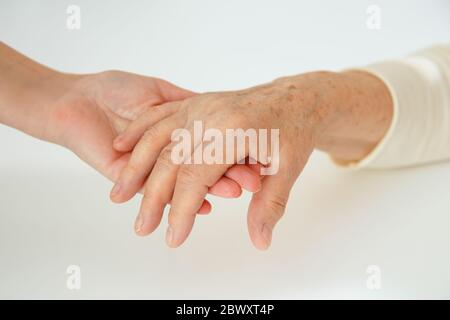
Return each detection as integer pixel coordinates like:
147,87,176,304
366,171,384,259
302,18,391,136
113,69,392,249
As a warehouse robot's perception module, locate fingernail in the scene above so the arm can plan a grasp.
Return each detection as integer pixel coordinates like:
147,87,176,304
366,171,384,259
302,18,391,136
166,226,174,247
261,224,272,248
135,215,144,234
110,183,122,198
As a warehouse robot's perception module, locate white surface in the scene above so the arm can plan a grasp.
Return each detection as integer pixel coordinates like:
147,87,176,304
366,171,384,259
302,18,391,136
1,0,449,299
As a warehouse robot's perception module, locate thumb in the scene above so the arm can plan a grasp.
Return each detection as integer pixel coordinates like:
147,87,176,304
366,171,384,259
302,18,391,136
155,79,197,102
247,163,298,250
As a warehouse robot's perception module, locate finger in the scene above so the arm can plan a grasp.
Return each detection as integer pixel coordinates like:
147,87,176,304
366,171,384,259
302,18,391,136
107,152,132,183
155,79,197,101
167,162,231,248
166,120,261,247
110,114,184,203
224,164,261,192
135,116,213,236
134,141,182,236
247,162,263,175
198,199,212,215
113,103,179,152
208,176,242,198
247,158,298,250
207,161,262,198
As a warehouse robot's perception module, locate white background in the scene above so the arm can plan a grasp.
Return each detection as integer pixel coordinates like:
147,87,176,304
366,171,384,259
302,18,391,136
0,0,449,299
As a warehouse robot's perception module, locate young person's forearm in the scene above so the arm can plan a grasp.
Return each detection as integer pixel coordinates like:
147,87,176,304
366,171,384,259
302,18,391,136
0,42,76,141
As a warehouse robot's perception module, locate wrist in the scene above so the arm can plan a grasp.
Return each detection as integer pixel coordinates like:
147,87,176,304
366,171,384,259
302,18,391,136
32,71,82,143
274,70,393,163
271,70,347,143
0,43,82,143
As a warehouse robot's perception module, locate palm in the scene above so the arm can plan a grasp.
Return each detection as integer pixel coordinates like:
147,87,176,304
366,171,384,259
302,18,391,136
51,71,259,211
53,71,193,181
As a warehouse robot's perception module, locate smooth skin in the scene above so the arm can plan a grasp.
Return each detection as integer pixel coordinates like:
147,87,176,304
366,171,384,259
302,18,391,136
112,71,393,249
0,42,259,215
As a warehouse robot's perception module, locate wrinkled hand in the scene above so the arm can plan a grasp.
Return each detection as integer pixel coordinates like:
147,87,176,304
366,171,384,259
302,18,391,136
48,71,259,213
110,73,338,249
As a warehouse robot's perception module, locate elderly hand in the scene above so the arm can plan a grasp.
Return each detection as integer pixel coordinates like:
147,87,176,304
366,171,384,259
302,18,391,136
50,71,266,214
111,70,393,249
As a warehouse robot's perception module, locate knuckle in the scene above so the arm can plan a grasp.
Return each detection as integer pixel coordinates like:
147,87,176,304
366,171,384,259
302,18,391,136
142,126,159,143
168,212,182,226
141,190,164,207
124,163,139,177
266,194,288,221
157,147,175,169
168,213,177,226
177,165,198,186
140,193,153,211
168,209,196,226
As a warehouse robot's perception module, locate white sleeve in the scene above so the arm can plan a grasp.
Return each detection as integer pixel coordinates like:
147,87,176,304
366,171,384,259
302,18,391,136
348,44,450,169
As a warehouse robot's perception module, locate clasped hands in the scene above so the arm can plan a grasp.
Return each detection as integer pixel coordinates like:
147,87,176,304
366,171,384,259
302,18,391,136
107,75,318,250
46,70,323,250
0,43,394,250
34,68,388,250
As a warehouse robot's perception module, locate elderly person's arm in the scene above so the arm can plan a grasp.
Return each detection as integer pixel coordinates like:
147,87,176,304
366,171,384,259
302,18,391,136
112,44,450,249
341,44,450,168
110,69,392,248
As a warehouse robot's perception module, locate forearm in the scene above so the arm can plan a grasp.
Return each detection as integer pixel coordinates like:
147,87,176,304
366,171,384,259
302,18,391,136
272,70,393,163
317,70,393,163
0,42,76,142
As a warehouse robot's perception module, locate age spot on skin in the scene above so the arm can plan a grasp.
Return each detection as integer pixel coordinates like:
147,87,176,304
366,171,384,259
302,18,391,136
270,104,283,118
